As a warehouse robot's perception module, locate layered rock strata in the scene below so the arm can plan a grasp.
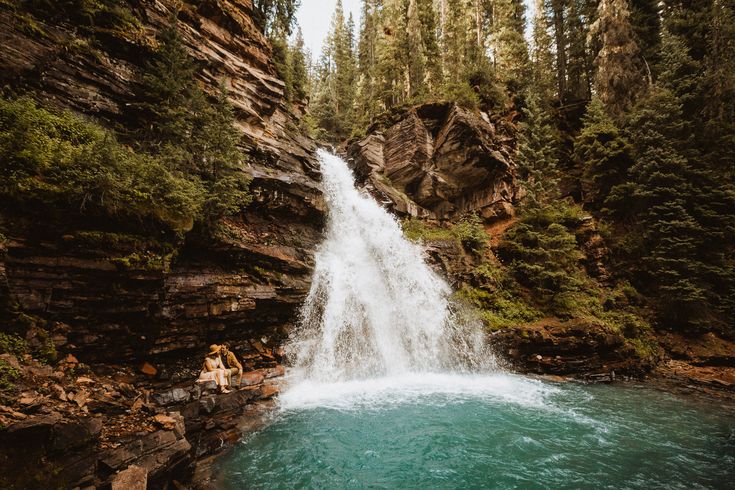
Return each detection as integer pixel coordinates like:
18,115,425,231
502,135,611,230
347,102,520,221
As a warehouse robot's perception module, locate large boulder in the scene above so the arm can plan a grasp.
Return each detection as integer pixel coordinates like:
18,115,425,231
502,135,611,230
347,102,520,221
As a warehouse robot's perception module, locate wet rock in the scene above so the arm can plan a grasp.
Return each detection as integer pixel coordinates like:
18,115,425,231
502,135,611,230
492,318,652,377
260,384,280,399
111,465,147,490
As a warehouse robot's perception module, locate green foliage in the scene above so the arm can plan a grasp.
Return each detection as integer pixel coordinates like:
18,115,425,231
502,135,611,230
517,93,560,207
0,96,202,231
110,250,175,272
456,284,542,331
453,214,489,252
253,0,300,36
0,360,21,392
619,86,735,330
309,1,358,142
34,329,56,364
575,97,634,211
498,202,591,316
441,81,481,110
403,214,489,253
402,219,455,242
17,0,143,41
136,20,252,225
0,333,28,358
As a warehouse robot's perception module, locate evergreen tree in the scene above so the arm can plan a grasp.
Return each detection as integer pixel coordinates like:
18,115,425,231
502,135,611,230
517,94,561,207
624,87,709,326
550,0,569,99
253,0,301,36
289,27,310,101
628,0,662,77
355,0,381,128
138,20,202,149
419,0,443,93
565,0,595,102
407,0,428,99
309,0,358,140
530,0,557,105
574,97,633,211
137,19,250,224
590,0,648,118
492,0,531,92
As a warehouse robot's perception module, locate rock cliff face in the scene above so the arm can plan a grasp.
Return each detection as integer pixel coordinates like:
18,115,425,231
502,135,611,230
0,1,322,487
347,102,520,221
0,0,324,363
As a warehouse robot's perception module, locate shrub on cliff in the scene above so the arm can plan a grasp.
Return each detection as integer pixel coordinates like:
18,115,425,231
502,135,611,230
403,214,488,253
498,203,592,317
0,96,202,231
135,20,252,225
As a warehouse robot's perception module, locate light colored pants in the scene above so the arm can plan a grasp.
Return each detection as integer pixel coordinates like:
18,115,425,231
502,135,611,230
198,368,228,387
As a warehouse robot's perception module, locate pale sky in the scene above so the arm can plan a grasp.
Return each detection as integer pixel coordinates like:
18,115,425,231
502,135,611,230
296,0,362,58
296,0,534,59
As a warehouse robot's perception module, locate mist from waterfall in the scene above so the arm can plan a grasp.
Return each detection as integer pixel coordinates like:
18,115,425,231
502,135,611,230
285,150,494,384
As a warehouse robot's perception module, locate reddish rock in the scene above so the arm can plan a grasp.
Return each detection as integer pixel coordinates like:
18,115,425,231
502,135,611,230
240,371,265,387
348,102,520,221
140,363,157,377
260,384,280,399
62,354,79,365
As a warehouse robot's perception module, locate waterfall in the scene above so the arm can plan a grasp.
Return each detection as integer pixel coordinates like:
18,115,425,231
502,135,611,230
285,150,493,382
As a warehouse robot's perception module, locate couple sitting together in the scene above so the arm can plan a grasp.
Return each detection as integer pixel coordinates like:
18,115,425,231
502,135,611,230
197,343,243,394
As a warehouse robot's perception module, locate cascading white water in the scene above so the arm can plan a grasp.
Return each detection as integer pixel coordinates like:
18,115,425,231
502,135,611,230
285,150,494,384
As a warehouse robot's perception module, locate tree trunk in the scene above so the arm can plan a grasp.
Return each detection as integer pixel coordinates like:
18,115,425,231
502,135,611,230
551,0,568,100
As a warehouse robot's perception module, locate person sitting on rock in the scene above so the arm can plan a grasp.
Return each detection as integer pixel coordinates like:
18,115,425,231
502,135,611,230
221,343,243,388
197,344,231,394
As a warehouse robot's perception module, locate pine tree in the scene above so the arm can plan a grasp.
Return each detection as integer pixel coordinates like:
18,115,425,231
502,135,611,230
492,0,530,92
574,97,633,211
138,20,202,149
625,87,709,326
517,94,561,207
550,0,569,99
530,0,557,105
253,0,301,36
565,0,594,102
309,0,358,140
289,27,310,101
407,0,428,99
137,19,250,224
628,0,662,77
590,0,648,118
355,0,381,129
418,0,443,93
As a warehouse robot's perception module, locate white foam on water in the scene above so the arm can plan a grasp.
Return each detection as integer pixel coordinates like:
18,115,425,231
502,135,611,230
279,372,558,411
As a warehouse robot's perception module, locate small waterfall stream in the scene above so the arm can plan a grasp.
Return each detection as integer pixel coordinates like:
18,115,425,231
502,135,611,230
285,150,492,384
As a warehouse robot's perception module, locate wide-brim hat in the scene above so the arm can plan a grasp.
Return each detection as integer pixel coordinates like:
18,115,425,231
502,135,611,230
208,344,221,356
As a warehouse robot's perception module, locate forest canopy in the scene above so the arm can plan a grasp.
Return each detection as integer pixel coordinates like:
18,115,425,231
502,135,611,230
272,0,735,335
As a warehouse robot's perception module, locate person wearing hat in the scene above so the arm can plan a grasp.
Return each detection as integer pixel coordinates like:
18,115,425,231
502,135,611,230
197,344,231,393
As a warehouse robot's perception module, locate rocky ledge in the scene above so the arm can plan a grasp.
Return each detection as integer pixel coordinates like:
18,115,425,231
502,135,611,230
491,318,657,380
0,347,284,489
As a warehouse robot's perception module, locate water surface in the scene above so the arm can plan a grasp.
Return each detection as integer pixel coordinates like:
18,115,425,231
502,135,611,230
217,374,735,489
